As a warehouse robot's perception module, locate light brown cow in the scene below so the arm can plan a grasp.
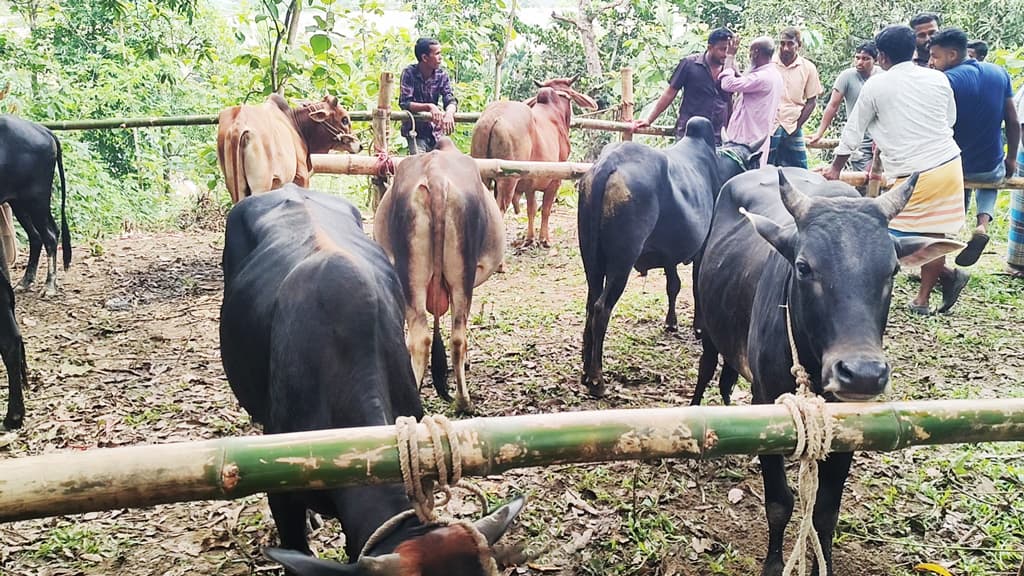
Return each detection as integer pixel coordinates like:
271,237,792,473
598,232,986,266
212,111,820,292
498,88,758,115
470,76,598,246
216,94,361,204
373,138,504,413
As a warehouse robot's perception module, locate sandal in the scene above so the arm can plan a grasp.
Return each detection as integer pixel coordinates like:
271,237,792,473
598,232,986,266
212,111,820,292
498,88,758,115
1006,265,1024,279
954,231,989,267
906,301,933,316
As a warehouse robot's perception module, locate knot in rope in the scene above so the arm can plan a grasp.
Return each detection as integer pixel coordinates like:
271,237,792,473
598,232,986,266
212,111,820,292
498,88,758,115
359,415,495,574
778,304,836,576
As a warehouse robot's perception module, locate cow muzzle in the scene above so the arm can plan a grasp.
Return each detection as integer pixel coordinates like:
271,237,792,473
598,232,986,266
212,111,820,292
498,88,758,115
335,133,362,154
822,354,891,401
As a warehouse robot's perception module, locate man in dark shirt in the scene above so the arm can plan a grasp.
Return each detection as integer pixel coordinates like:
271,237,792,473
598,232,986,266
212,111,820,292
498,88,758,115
399,37,458,154
634,27,734,144
909,12,940,67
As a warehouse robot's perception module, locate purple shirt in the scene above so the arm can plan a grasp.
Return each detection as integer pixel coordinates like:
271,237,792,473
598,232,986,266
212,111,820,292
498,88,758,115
668,53,732,143
399,63,458,140
720,62,784,167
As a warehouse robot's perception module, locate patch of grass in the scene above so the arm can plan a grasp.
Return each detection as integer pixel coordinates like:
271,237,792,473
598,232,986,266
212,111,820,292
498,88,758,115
33,524,118,563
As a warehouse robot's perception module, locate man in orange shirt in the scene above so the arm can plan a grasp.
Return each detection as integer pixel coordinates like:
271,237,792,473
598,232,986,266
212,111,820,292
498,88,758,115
767,27,822,168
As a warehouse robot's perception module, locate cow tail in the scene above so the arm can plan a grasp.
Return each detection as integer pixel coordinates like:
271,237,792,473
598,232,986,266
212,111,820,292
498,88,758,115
428,178,450,401
580,162,615,272
55,135,72,270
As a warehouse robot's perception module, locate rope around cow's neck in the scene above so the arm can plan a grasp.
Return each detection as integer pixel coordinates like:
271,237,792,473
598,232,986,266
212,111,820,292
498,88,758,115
358,415,496,575
777,303,835,576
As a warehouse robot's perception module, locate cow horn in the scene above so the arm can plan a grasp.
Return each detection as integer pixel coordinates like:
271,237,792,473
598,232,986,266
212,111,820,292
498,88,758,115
874,172,919,221
778,169,811,221
474,494,527,545
533,79,544,88
746,135,767,155
568,73,580,85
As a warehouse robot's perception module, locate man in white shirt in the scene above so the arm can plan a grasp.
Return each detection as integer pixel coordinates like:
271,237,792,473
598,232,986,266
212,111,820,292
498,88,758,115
822,25,967,315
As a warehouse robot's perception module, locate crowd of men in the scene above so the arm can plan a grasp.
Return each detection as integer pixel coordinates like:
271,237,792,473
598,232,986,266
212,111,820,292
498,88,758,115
399,16,1022,316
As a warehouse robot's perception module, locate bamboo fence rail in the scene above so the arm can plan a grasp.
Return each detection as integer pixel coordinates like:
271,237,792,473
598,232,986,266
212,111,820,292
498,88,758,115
2,399,1023,523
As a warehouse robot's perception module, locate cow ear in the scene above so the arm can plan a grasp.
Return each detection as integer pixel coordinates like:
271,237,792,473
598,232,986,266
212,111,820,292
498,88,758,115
569,90,599,111
740,207,797,261
309,107,329,122
893,236,966,268
874,172,919,221
778,169,811,222
263,548,369,575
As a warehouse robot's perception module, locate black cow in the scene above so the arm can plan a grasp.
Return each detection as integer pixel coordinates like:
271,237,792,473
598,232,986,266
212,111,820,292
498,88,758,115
0,116,72,296
577,116,763,397
220,185,521,573
0,248,28,430
694,168,963,575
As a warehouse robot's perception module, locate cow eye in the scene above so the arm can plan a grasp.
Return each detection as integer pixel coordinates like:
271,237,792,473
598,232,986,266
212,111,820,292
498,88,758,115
341,117,350,126
795,260,812,278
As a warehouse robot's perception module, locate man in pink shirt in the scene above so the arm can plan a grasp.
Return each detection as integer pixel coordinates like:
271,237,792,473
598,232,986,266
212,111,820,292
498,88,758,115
720,36,783,167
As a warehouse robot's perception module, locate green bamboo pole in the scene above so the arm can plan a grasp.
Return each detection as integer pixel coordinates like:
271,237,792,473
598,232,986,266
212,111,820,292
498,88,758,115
1,400,1023,523
42,115,222,130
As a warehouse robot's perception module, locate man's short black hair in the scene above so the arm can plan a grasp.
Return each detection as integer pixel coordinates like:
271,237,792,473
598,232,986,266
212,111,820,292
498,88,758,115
874,25,916,64
968,40,989,60
930,27,968,58
708,27,734,45
415,37,440,62
909,12,941,28
855,41,878,59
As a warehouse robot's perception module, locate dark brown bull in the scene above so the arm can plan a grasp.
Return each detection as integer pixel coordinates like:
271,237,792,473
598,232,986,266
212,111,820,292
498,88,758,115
216,94,362,204
374,139,505,413
470,76,598,246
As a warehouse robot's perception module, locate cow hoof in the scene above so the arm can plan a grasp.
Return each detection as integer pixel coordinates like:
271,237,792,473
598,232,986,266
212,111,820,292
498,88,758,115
664,323,678,333
3,413,23,431
43,285,58,298
454,400,475,415
582,375,606,398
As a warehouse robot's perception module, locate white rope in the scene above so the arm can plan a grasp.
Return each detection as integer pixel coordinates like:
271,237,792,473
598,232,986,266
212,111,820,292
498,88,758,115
777,304,836,576
359,414,495,576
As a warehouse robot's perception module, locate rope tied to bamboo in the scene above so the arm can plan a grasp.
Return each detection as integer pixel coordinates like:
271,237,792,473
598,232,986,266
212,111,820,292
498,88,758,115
359,415,496,575
777,304,835,576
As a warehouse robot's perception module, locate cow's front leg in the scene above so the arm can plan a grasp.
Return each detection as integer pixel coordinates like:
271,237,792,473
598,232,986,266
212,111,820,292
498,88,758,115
268,493,314,556
43,251,58,297
760,453,794,576
664,265,680,332
811,451,855,576
539,184,558,248
449,291,473,414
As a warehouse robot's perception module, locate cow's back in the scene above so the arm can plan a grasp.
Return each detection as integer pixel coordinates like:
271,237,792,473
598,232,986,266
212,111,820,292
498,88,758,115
470,101,534,161
0,116,57,188
221,186,419,429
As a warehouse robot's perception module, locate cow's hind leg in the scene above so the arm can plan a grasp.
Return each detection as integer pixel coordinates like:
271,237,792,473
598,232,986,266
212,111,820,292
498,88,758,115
581,271,630,398
524,189,538,246
664,265,680,332
811,451,854,576
268,493,314,555
40,210,59,296
759,453,794,576
10,204,42,292
718,364,739,406
407,307,433,391
449,290,473,413
539,183,559,248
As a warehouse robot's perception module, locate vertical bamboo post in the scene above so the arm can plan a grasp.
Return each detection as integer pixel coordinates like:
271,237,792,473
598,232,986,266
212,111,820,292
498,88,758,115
370,72,395,212
866,145,882,198
620,67,634,142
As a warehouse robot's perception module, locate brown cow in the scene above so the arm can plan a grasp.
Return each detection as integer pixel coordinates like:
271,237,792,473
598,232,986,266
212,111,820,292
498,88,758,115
216,94,362,204
470,76,598,247
373,138,504,413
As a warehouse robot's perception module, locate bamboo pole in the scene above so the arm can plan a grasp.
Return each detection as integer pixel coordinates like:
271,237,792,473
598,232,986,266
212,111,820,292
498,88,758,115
313,154,592,180
619,67,634,142
42,115,221,130
839,171,1024,191
370,72,395,212
1,399,1023,523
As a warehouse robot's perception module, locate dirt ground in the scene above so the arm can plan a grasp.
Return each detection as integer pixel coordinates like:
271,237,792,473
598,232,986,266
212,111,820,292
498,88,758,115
0,203,1021,576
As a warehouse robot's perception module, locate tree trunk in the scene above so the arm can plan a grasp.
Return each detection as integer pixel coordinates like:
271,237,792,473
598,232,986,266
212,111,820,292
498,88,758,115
493,0,518,100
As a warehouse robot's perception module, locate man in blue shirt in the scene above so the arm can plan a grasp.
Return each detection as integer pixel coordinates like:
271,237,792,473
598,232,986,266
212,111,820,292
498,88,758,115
399,37,458,154
929,27,1019,266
